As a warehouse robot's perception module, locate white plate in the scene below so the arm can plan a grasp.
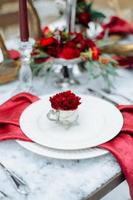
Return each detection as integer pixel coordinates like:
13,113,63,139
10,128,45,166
16,140,108,160
20,95,123,150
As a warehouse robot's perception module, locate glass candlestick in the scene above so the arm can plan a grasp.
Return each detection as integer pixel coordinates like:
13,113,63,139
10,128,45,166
66,0,77,33
18,40,33,92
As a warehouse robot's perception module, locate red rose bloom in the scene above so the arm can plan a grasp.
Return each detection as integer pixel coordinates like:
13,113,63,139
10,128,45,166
39,37,56,47
72,33,86,51
42,26,50,35
73,33,84,42
59,47,80,59
49,91,81,110
64,41,77,49
46,46,61,58
77,12,90,26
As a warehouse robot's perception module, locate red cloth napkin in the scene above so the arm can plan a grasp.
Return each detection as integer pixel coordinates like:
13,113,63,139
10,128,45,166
113,56,133,68
0,93,133,198
0,93,38,141
98,16,133,39
9,50,20,60
100,104,133,199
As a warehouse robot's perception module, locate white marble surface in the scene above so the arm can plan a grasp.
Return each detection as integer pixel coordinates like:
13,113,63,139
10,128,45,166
0,141,120,200
0,67,133,200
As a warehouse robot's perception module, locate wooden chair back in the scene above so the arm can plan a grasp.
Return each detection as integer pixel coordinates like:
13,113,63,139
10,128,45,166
0,34,20,84
0,0,42,39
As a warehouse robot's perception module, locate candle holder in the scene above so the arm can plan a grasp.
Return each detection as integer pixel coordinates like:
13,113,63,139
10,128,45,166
18,40,33,92
53,57,81,88
51,0,78,89
66,0,77,33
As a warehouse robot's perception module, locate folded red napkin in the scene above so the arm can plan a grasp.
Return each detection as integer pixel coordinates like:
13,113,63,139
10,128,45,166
0,93,133,198
100,104,133,199
0,93,38,141
98,16,133,39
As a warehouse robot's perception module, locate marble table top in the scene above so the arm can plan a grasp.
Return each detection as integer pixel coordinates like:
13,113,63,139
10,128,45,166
0,67,133,200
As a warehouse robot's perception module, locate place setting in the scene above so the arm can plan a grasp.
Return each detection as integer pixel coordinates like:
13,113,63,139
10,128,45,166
0,87,133,198
17,90,123,160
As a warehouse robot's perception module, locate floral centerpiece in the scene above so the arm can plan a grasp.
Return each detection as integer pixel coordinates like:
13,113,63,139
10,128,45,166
31,27,117,87
47,91,81,126
36,27,99,60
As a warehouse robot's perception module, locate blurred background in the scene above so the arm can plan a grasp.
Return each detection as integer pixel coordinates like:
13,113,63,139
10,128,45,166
0,0,133,39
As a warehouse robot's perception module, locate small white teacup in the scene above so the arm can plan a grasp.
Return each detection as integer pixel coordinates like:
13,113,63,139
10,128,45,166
47,109,79,126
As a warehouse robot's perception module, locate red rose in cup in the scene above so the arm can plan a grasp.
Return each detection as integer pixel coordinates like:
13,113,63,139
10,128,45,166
49,91,81,111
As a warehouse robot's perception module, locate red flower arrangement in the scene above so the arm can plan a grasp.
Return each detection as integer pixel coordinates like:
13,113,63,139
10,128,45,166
49,91,81,111
31,27,117,79
36,27,99,61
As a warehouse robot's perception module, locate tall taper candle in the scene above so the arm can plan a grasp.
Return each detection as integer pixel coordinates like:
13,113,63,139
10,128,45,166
19,0,29,42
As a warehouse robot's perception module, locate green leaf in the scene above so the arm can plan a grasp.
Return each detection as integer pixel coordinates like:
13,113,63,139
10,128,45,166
30,61,52,76
85,59,118,90
85,2,93,12
77,1,93,13
77,2,86,13
90,10,106,21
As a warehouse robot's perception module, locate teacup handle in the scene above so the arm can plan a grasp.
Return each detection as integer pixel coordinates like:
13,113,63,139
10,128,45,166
47,110,60,121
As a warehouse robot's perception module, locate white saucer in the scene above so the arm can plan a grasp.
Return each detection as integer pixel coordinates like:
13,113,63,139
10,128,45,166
16,140,109,160
20,94,123,150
